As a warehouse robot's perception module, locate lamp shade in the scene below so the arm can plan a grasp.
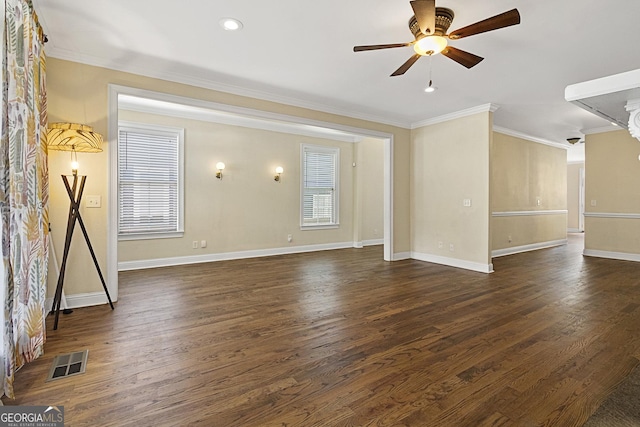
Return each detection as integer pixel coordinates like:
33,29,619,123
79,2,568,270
47,123,103,153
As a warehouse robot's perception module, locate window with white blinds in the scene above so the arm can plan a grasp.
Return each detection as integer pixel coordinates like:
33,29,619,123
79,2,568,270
301,144,339,227
118,122,184,239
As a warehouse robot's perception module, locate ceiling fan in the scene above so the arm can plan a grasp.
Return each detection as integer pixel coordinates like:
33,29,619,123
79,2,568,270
353,1,520,76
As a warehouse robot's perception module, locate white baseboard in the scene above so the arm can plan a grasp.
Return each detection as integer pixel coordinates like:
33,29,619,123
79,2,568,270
567,228,583,233
411,252,493,273
583,249,640,263
492,239,568,258
353,239,383,249
45,292,112,312
363,238,384,247
393,251,412,261
118,241,356,271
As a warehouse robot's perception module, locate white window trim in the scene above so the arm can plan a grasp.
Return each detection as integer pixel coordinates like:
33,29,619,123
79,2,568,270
117,121,185,241
300,144,340,229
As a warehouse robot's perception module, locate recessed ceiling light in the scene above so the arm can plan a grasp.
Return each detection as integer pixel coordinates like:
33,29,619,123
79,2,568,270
220,18,243,31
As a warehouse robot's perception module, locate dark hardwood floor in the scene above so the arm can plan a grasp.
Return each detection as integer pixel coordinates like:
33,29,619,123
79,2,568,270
5,234,640,426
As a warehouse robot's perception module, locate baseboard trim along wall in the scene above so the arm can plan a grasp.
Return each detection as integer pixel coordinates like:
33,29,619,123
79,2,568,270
411,252,494,274
353,239,384,249
567,228,583,233
119,241,362,271
46,292,111,311
583,249,640,263
393,252,412,261
492,239,568,258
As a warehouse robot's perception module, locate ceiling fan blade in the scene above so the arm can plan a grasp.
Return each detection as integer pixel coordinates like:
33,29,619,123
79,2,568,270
448,8,520,39
441,46,484,69
410,0,436,35
391,54,421,76
353,43,411,52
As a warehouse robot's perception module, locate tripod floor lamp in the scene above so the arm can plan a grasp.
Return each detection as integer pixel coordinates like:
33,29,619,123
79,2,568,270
47,123,114,330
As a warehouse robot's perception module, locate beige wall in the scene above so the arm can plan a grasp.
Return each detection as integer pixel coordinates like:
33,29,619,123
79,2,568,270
492,215,568,250
46,58,410,300
356,138,385,243
585,130,640,255
491,132,567,252
411,112,492,270
567,162,584,231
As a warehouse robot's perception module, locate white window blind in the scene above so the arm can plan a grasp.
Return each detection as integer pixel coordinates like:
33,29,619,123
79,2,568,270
118,123,184,238
301,144,339,227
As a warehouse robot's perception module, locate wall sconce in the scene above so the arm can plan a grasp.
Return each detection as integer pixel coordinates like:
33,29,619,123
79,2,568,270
274,166,283,182
216,162,225,179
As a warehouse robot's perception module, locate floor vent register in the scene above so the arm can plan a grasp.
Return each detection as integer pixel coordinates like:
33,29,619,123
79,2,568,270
46,350,89,381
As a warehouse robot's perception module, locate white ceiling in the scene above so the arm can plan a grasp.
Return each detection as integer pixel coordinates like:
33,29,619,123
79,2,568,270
33,0,640,146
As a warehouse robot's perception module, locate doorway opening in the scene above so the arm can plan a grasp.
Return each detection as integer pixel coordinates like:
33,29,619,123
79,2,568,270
106,85,395,299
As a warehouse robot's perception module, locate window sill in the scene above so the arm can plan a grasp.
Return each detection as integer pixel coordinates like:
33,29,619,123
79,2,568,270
118,231,184,241
300,224,339,231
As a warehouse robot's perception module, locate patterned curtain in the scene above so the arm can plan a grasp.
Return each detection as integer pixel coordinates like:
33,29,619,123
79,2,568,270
0,0,48,399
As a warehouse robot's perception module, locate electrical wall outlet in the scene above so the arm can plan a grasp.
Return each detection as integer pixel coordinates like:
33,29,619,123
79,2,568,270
200,240,207,248
192,241,198,249
86,195,101,208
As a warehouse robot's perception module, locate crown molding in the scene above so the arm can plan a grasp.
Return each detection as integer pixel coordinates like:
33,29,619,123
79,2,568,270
582,124,624,135
46,48,412,130
411,103,499,129
493,126,568,150
119,95,365,143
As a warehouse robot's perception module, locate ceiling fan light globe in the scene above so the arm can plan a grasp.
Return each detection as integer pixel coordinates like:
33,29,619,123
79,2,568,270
414,35,448,56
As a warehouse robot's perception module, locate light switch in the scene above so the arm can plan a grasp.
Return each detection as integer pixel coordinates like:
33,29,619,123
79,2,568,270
463,199,471,207
86,195,101,208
